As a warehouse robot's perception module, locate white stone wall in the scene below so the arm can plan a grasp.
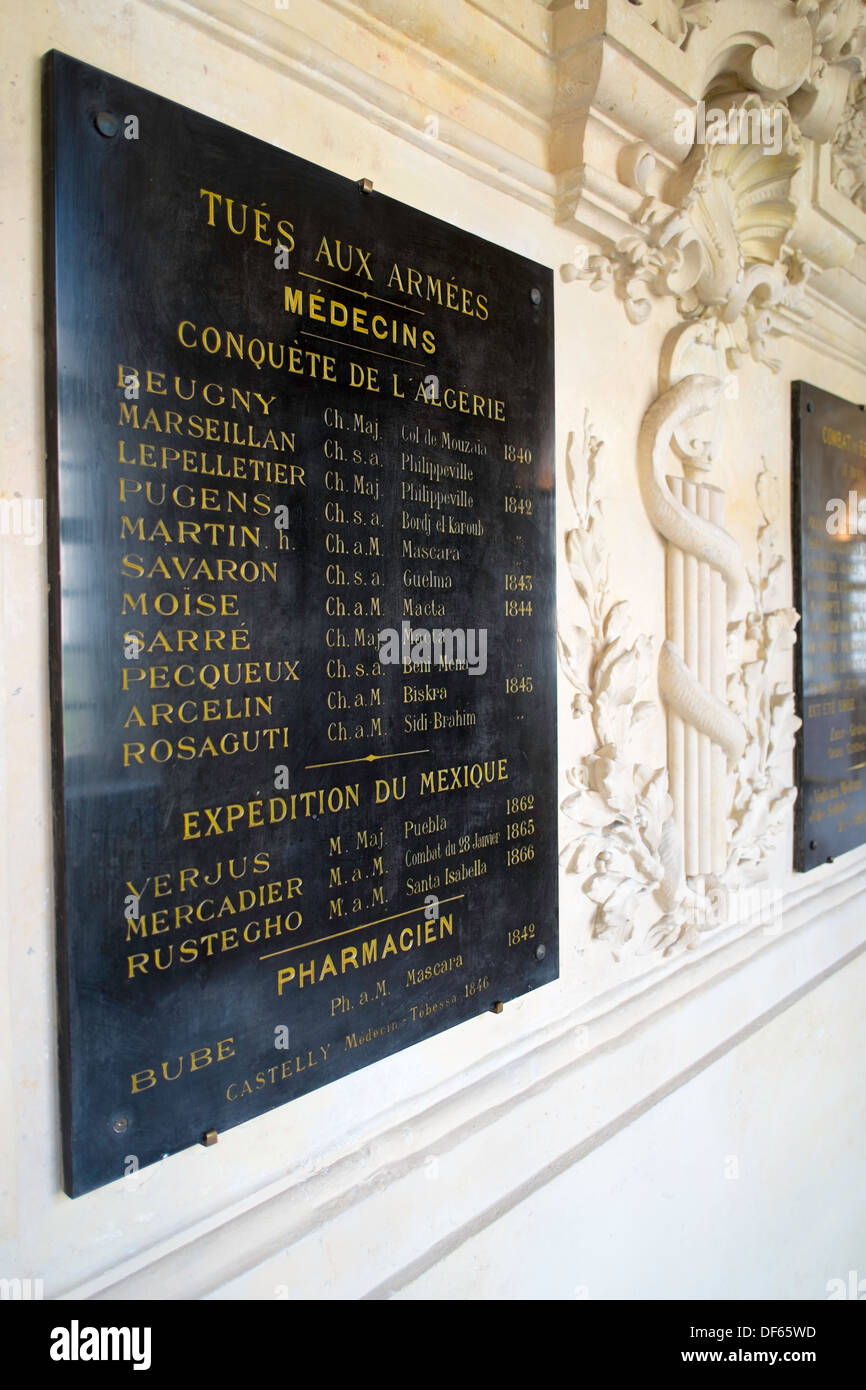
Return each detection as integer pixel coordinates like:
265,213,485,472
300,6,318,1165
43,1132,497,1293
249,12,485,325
1,0,865,1299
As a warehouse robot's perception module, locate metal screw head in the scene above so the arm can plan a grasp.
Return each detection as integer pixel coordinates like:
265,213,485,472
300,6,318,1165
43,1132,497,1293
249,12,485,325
94,111,119,138
490,1001,504,1015
809,840,817,850
357,177,374,195
530,287,542,305
112,1117,128,1134
535,943,547,961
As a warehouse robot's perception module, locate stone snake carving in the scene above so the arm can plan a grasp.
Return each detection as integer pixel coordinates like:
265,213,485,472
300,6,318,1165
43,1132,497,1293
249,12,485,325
639,374,746,770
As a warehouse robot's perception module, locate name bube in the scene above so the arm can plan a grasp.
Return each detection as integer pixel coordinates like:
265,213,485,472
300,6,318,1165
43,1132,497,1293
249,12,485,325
129,1033,333,1102
130,1035,236,1094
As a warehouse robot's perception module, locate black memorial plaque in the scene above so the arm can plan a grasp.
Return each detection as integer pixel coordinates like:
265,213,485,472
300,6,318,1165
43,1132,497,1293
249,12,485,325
44,53,557,1195
792,381,866,870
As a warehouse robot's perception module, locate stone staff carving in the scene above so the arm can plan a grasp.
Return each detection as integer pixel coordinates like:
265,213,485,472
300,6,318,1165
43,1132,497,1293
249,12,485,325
639,374,746,879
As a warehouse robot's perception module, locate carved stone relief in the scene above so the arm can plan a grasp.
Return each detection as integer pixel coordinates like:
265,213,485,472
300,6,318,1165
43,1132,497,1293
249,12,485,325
559,408,801,958
558,65,821,953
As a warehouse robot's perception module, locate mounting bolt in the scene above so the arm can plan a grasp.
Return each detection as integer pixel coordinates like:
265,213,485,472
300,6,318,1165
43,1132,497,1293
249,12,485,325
530,287,542,305
94,111,119,138
358,177,374,195
809,840,817,850
112,1117,128,1134
535,943,547,961
202,1129,218,1147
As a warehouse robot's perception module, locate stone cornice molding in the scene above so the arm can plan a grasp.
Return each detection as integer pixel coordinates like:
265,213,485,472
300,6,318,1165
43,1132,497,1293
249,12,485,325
146,1,866,357
555,2,866,347
144,0,558,211
61,856,866,1297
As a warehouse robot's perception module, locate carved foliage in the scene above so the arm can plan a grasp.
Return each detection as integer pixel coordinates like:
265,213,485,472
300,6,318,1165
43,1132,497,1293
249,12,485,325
832,75,866,209
559,414,690,959
726,468,802,877
627,0,716,49
796,0,866,68
563,103,810,367
560,422,801,959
